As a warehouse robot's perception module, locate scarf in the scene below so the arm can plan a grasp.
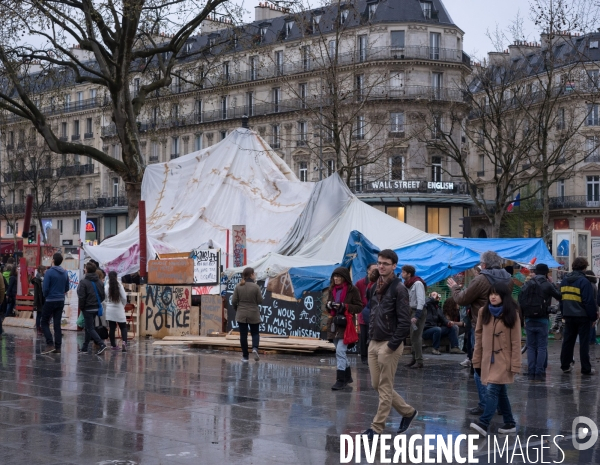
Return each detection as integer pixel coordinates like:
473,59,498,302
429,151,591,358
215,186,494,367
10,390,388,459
403,276,427,291
376,273,396,295
489,304,503,318
332,282,348,305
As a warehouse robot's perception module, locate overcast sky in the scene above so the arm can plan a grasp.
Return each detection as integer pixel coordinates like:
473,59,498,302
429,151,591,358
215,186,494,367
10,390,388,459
241,0,538,60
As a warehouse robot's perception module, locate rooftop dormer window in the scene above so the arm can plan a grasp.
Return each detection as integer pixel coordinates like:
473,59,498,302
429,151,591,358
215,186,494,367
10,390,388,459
285,20,294,39
420,1,433,19
312,10,323,32
367,1,378,20
259,22,270,43
340,8,349,25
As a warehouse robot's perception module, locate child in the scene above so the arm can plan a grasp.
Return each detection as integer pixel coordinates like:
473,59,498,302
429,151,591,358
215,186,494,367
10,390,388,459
470,282,522,435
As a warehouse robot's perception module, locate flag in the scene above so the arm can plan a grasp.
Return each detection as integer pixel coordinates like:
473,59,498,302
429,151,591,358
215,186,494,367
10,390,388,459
507,193,521,212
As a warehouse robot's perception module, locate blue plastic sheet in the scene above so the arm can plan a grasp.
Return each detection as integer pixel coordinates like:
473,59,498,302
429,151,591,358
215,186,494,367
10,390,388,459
289,264,339,298
341,230,380,284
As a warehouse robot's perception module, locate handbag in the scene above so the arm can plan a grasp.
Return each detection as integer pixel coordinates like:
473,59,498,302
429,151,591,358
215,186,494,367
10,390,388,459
333,313,347,328
76,311,85,329
95,314,108,340
91,281,104,317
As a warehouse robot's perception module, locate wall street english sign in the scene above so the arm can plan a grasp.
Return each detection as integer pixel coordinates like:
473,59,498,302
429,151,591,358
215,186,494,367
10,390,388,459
368,180,456,192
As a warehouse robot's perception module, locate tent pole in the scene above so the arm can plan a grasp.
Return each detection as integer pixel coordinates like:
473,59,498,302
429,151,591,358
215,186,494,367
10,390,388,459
139,200,147,283
226,229,230,269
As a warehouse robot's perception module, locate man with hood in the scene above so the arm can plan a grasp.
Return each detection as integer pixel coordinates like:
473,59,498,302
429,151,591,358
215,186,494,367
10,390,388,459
447,250,512,415
41,253,70,354
78,261,107,355
519,263,561,380
559,257,597,375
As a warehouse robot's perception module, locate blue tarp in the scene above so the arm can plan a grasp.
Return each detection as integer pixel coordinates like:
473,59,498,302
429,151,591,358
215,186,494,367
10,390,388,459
341,230,380,284
394,238,481,285
441,238,561,268
289,264,338,298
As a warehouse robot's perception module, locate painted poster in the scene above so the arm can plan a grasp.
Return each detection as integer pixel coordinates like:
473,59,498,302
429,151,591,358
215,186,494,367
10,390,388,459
62,270,80,331
189,248,220,285
585,218,600,237
140,284,196,338
232,225,246,267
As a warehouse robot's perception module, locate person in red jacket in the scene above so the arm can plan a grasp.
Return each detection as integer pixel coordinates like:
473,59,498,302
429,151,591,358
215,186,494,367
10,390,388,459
356,263,378,364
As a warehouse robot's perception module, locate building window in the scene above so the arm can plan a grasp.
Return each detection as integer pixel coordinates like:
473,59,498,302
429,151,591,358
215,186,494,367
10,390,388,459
272,124,280,148
249,56,258,80
86,117,93,135
386,206,405,222
73,119,80,137
355,115,365,139
299,83,307,109
220,130,227,141
427,207,450,235
368,2,378,20
391,31,405,50
195,134,203,151
420,1,433,19
430,32,441,59
171,103,179,120
299,161,308,182
284,20,294,39
340,9,349,25
587,104,600,126
432,115,442,138
389,71,405,93
587,137,599,159
358,35,368,61
223,61,230,82
354,165,364,192
329,40,337,59
61,122,68,138
133,78,140,96
246,91,254,116
326,159,335,176
390,156,404,180
556,107,565,130
105,217,117,237
312,11,322,31
432,72,443,98
19,189,25,205
272,87,280,112
6,222,17,235
275,50,284,76
221,96,227,119
64,93,71,110
478,154,485,174
431,156,442,182
587,175,600,202
390,112,405,133
112,177,119,198
302,46,311,71
355,74,364,101
72,218,80,234
556,179,565,200
56,219,63,234
298,121,307,143
171,137,179,158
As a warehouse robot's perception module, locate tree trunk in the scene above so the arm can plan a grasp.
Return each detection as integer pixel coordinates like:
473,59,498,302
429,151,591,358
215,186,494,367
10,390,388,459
542,184,551,246
491,210,503,238
125,181,142,224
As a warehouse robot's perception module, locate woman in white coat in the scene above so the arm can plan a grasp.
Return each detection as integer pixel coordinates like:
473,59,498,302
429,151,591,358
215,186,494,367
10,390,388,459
105,271,128,352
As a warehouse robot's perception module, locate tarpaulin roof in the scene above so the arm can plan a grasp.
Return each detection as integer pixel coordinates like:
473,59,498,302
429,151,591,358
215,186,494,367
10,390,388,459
341,230,380,284
441,238,561,268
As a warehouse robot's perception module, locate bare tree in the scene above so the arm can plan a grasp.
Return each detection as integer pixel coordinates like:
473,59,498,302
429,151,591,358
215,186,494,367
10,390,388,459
0,0,244,221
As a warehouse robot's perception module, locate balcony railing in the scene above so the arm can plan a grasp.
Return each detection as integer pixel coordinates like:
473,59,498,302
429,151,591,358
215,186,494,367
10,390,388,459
57,163,95,177
84,132,94,139
471,195,600,215
71,134,80,141
0,196,127,215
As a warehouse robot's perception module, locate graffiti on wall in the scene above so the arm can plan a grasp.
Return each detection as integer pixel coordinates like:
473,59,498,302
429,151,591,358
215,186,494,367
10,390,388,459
232,225,246,268
143,285,192,333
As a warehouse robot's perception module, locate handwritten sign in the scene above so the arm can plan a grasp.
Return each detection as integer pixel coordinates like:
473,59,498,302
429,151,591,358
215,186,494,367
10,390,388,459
200,294,223,335
148,258,194,284
225,275,322,338
141,284,195,338
190,248,220,285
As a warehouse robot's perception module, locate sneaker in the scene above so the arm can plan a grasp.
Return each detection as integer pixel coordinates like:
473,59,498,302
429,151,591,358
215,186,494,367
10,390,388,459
252,348,260,361
111,346,121,351
450,347,465,354
405,359,416,368
397,409,418,434
54,347,61,354
122,343,127,353
431,349,441,355
78,346,89,354
470,421,488,436
96,344,107,355
562,366,573,373
498,423,516,434
468,406,484,415
241,357,249,363
361,428,376,442
460,358,472,367
582,368,596,376
41,344,56,355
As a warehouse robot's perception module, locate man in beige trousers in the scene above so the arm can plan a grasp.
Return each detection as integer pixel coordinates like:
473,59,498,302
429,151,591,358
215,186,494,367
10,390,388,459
362,249,418,440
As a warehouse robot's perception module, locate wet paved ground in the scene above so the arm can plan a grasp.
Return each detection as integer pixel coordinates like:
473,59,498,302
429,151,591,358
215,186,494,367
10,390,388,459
0,328,599,465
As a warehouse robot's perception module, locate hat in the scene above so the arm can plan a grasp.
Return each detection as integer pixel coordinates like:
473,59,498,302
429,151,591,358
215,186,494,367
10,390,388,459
534,263,549,276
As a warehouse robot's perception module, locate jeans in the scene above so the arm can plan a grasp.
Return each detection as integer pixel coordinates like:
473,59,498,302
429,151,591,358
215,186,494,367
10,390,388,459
479,383,515,428
41,300,65,349
82,311,103,350
35,309,42,329
108,321,127,347
409,308,427,362
560,316,592,373
525,319,548,377
4,299,14,317
422,325,460,349
238,323,259,359
368,340,415,433
334,338,348,370
359,324,369,361
472,330,486,409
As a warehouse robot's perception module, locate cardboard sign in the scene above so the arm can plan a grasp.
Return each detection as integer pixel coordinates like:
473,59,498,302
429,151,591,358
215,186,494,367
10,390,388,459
148,258,194,284
190,248,220,285
141,284,196,338
200,294,223,335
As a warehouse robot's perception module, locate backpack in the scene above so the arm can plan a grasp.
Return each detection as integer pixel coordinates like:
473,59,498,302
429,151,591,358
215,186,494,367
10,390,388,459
518,278,548,319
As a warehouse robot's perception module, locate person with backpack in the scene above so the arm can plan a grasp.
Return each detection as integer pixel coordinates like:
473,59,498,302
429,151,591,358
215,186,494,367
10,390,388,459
32,265,46,334
4,266,17,318
519,264,561,381
355,263,378,365
41,253,70,355
77,262,107,355
362,250,418,440
105,271,128,352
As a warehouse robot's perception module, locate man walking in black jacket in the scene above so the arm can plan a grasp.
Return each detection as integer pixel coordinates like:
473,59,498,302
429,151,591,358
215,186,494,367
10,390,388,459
77,262,107,355
362,249,418,440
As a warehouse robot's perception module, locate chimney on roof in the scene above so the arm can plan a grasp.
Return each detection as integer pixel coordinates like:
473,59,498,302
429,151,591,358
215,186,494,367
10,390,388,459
255,2,289,21
70,44,93,62
487,50,509,66
202,14,233,34
508,40,541,59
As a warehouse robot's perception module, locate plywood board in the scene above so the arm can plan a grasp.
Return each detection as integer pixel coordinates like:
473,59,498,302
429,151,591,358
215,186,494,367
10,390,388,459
148,259,194,285
189,306,199,336
140,284,194,338
200,295,222,336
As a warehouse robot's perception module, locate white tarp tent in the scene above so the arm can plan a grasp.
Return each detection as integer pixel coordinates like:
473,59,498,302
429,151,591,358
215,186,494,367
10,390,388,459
86,128,433,275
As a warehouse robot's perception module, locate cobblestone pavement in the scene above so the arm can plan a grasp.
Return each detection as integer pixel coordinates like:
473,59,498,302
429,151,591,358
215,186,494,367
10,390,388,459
0,328,598,464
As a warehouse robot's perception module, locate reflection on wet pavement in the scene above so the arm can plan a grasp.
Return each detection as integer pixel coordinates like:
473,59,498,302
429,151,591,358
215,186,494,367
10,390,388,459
0,328,598,464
